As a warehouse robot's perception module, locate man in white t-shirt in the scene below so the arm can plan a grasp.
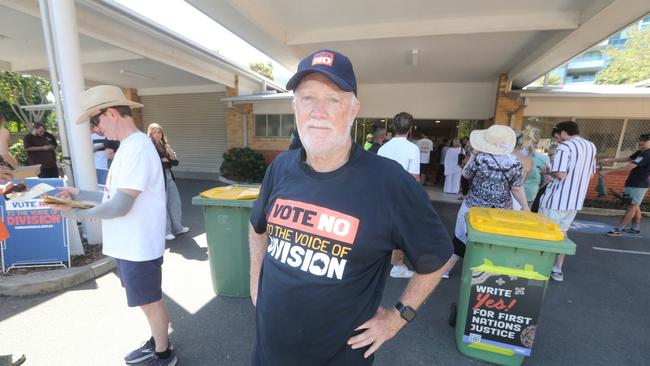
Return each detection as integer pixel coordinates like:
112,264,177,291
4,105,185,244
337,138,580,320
378,112,420,279
416,134,433,186
49,85,175,366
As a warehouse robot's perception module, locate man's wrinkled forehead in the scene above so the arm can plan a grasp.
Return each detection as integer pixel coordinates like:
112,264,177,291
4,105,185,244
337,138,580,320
294,73,351,95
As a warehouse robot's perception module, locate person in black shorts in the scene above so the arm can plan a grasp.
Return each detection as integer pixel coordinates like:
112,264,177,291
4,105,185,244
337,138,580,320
601,134,650,236
50,86,176,366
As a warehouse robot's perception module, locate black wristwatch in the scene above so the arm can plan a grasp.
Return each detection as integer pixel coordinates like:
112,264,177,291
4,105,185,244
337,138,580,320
395,301,416,322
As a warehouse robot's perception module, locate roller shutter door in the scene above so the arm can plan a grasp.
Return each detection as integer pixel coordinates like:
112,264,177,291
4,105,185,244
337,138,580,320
141,92,226,175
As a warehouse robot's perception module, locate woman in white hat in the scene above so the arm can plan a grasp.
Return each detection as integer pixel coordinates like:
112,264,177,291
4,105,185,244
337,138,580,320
441,125,529,278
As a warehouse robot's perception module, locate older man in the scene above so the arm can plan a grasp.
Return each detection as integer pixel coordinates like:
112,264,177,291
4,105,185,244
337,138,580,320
249,50,452,365
49,85,174,366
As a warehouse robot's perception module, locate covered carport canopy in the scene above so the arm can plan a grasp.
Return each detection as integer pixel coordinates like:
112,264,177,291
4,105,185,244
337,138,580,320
0,0,285,94
189,0,650,119
0,0,287,178
0,0,288,243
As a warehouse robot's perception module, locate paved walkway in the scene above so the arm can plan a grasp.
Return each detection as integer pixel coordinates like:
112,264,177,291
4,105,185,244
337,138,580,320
0,179,648,365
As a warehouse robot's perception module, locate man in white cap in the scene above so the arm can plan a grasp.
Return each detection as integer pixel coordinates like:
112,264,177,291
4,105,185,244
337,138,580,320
249,50,452,365
49,85,175,366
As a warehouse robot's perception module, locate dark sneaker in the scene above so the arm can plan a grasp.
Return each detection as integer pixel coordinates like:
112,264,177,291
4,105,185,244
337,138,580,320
551,270,564,282
623,228,641,235
124,338,155,364
606,228,623,237
147,348,178,366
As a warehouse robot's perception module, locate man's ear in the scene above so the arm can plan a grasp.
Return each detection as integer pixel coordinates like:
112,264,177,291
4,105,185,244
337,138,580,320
105,107,120,121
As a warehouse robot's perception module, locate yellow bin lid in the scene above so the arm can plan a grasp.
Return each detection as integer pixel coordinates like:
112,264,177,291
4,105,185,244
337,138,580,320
468,207,564,241
200,185,260,200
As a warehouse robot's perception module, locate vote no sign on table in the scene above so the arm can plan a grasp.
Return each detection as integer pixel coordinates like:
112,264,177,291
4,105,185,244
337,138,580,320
1,178,69,272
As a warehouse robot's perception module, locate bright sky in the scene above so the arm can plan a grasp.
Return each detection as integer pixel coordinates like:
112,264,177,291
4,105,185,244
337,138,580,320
114,0,292,85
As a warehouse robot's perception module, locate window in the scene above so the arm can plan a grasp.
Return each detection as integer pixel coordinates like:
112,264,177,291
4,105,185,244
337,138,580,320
255,115,267,136
254,114,295,137
281,114,294,137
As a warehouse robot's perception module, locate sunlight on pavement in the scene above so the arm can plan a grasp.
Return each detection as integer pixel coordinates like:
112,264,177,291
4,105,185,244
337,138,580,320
161,233,217,315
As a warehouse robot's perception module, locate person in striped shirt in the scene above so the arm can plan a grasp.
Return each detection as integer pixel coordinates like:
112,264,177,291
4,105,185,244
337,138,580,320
539,121,597,282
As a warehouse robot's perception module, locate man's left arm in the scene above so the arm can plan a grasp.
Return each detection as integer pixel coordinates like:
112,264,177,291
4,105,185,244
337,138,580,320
348,267,445,358
349,174,451,358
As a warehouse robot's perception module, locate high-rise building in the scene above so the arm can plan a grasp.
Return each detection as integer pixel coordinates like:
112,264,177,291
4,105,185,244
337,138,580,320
554,15,649,85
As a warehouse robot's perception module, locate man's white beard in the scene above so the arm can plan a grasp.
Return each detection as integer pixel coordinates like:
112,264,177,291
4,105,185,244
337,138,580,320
298,118,353,158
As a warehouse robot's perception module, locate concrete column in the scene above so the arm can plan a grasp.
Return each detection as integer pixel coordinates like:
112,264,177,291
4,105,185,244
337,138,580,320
44,0,101,244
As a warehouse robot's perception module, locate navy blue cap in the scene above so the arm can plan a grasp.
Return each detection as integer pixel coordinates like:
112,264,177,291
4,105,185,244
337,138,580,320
286,50,357,95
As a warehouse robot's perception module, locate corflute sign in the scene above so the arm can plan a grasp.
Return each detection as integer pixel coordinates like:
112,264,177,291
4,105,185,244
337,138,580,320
1,178,69,272
463,269,546,356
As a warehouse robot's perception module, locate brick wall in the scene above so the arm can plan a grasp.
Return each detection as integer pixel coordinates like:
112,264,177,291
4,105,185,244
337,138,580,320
585,170,650,200
493,74,524,128
224,79,288,163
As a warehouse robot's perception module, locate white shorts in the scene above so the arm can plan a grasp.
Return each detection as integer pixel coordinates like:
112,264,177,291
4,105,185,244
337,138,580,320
539,208,578,232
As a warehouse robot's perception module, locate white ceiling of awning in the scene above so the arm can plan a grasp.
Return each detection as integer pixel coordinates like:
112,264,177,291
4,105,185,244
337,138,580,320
188,0,650,88
0,0,284,94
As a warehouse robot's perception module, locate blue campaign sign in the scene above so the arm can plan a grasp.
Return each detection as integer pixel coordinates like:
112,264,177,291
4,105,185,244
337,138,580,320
1,178,69,272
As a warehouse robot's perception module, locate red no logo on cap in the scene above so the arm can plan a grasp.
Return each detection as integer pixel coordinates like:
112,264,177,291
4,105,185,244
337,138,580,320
311,51,334,67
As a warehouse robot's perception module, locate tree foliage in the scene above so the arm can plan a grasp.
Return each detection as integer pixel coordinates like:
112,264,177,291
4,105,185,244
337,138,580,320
0,71,52,130
595,28,650,85
249,61,274,80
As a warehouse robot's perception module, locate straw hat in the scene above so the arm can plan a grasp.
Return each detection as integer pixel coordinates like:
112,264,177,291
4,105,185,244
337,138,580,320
75,85,143,124
469,125,516,155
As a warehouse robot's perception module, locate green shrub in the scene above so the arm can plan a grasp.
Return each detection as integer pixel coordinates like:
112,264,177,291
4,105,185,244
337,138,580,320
9,140,28,166
584,188,650,212
219,147,267,183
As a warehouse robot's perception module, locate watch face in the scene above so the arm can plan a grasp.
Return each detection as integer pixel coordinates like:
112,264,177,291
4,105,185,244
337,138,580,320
402,307,416,322
396,302,416,322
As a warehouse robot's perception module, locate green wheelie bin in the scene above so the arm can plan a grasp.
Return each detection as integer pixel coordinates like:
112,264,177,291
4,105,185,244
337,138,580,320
192,185,259,297
453,207,576,366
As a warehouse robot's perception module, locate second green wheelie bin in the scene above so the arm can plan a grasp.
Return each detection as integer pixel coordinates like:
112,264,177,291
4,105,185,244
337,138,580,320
454,207,576,366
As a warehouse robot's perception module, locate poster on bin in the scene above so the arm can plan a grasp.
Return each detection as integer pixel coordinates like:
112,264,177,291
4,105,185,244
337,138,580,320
463,270,545,356
1,178,69,272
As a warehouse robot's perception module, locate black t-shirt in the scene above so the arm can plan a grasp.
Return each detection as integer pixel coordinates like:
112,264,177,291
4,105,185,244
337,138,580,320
23,133,57,168
249,144,452,366
367,142,381,154
625,149,650,188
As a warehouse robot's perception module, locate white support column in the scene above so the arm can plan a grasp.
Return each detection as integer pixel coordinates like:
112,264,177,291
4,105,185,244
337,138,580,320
45,0,101,244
